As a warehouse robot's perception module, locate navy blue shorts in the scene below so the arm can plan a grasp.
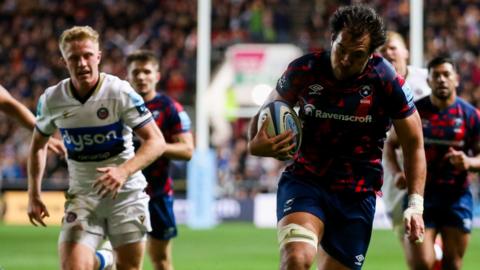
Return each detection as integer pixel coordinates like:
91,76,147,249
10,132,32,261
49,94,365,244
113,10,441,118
148,195,178,240
420,189,473,233
277,172,376,269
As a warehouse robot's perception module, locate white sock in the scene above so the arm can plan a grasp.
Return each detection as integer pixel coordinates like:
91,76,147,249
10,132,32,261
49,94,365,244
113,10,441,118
95,249,114,270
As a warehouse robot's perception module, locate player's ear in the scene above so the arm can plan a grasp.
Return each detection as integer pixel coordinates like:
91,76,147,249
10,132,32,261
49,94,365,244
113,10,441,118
454,72,460,88
156,71,161,82
97,50,102,62
60,56,67,67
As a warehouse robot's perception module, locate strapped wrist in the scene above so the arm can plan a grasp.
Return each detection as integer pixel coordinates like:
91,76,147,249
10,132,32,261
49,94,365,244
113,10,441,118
403,193,424,220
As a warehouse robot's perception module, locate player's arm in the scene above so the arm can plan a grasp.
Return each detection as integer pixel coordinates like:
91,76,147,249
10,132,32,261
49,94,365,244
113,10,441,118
94,121,166,198
445,147,480,171
0,84,36,130
445,110,480,171
163,132,194,160
247,90,294,159
383,128,407,189
0,85,66,156
27,129,50,227
392,111,426,243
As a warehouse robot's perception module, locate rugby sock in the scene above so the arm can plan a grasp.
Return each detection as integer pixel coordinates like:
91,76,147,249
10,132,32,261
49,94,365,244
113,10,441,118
95,241,114,270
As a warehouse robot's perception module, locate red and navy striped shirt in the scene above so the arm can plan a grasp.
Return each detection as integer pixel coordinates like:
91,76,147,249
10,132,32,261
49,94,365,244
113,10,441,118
138,93,191,198
277,51,415,193
416,96,480,195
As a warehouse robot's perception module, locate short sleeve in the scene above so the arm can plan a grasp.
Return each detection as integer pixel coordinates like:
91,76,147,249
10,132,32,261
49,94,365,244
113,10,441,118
121,83,153,129
35,93,56,136
275,55,312,104
387,75,417,119
172,100,191,133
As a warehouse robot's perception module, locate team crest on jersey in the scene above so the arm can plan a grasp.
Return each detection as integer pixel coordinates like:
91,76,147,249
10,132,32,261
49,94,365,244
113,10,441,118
308,84,324,95
359,85,372,98
97,107,109,119
139,215,146,224
65,212,77,223
152,110,160,119
453,118,463,133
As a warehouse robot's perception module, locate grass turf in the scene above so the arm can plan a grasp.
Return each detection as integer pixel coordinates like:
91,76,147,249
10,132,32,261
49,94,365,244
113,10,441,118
0,223,478,269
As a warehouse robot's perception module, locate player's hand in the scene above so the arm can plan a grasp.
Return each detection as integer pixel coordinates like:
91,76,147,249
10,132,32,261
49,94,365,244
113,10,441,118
93,166,129,199
393,171,407,189
248,118,295,160
403,194,425,244
47,137,66,157
27,196,50,227
445,147,470,170
404,213,425,244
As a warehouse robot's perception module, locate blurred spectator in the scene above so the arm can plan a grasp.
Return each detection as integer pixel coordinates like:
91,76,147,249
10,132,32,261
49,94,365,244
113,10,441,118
2,0,480,199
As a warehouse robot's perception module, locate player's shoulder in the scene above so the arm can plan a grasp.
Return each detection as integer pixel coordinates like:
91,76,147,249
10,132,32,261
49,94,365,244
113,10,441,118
370,53,398,81
99,73,141,103
456,97,479,113
288,50,327,69
414,95,431,107
407,65,428,77
160,93,186,112
42,78,70,101
101,73,133,92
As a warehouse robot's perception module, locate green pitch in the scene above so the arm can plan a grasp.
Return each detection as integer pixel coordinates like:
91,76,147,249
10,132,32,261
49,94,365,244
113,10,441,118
0,223,478,270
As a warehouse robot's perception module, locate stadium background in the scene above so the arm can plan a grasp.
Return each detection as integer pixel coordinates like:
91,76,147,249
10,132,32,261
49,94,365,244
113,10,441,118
0,0,479,269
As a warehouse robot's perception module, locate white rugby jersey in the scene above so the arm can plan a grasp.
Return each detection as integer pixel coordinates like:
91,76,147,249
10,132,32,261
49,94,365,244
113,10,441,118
382,66,431,213
406,65,431,101
36,73,153,194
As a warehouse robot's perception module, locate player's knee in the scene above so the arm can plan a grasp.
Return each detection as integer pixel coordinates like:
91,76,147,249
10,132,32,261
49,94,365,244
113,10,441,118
278,224,318,269
441,255,463,270
280,246,315,270
59,243,95,270
149,252,173,270
151,258,173,270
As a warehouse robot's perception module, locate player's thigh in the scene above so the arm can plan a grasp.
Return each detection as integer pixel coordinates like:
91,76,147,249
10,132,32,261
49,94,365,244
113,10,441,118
319,192,376,270
108,190,151,246
115,241,146,270
278,212,324,266
440,227,470,260
276,172,325,253
59,194,104,252
149,195,178,240
278,211,324,239
59,242,96,270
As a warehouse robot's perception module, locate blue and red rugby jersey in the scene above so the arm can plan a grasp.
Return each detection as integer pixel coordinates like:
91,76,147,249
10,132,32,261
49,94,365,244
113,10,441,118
139,93,191,198
276,51,416,193
416,96,480,195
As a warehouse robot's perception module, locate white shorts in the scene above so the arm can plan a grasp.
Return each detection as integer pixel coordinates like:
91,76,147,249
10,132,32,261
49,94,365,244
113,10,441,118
58,189,151,250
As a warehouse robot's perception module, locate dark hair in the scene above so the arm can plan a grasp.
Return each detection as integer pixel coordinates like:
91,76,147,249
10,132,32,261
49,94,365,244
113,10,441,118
427,56,456,72
126,50,159,67
329,5,386,53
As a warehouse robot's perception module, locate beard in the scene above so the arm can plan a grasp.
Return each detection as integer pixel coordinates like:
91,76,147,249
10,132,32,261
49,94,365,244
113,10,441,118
432,88,452,100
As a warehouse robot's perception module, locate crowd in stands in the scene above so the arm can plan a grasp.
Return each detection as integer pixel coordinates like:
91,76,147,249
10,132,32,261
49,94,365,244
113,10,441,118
1,0,480,198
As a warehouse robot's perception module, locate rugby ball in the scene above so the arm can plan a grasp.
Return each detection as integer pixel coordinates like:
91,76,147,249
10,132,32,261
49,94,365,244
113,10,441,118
257,100,302,155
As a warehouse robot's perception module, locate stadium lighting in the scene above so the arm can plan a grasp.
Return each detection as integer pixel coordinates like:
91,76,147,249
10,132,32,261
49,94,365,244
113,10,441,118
251,84,272,106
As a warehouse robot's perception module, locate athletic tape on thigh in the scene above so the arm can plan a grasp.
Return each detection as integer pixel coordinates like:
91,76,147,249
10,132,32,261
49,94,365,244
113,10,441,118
277,223,318,250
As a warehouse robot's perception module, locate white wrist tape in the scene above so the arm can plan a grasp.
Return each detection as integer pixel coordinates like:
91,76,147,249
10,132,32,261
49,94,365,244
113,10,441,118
403,193,424,222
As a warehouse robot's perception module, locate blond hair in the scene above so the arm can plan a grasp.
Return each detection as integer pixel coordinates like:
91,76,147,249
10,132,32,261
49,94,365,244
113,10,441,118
386,31,407,48
59,26,100,56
